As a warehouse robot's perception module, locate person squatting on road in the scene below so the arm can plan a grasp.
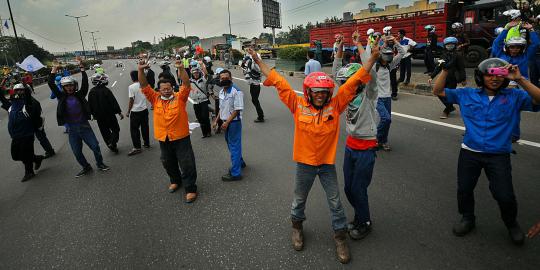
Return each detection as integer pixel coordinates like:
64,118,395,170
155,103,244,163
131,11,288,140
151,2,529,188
190,67,212,138
212,69,246,181
0,83,45,182
242,47,265,123
433,58,540,245
88,73,124,153
248,42,378,263
126,70,150,156
138,58,198,204
429,37,467,119
335,31,380,241
48,60,110,178
374,35,405,151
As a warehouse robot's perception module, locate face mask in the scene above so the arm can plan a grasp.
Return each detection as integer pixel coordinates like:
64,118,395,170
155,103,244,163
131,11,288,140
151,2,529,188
11,93,25,99
381,54,393,62
160,95,174,101
219,79,232,87
445,44,456,51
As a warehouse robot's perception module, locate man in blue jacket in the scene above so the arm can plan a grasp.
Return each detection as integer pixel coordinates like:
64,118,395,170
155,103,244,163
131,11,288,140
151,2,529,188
433,58,540,245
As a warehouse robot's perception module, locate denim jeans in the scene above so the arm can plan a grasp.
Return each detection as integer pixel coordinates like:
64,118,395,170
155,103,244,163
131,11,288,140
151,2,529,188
376,97,392,144
68,122,104,168
291,163,348,231
457,148,517,227
225,120,243,177
159,136,198,193
343,147,376,224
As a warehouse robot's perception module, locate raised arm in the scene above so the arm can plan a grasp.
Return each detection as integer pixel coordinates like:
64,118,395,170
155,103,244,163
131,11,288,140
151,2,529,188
492,29,508,57
78,60,89,97
48,63,64,98
176,60,190,86
508,64,540,105
332,36,344,77
433,69,448,97
138,60,158,104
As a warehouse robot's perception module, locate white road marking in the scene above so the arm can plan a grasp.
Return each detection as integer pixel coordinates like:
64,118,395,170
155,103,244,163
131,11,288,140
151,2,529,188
188,97,194,104
232,76,540,148
111,81,117,87
119,73,123,76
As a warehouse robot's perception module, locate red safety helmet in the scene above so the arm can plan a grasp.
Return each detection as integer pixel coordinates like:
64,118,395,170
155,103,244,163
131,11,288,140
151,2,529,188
303,72,335,104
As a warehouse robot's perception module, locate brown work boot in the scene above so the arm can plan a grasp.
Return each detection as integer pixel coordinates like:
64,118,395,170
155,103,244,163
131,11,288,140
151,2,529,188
334,229,351,264
291,220,304,251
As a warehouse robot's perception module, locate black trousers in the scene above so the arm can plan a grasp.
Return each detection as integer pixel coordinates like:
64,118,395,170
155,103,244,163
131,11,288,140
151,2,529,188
424,49,435,73
457,149,517,227
398,57,412,83
129,109,149,149
35,127,54,154
250,84,264,120
159,136,197,193
437,96,455,113
390,68,398,98
96,115,120,147
193,101,211,136
11,136,41,174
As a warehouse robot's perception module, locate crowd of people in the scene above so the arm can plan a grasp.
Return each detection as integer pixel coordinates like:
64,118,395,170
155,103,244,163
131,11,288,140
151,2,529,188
1,15,540,265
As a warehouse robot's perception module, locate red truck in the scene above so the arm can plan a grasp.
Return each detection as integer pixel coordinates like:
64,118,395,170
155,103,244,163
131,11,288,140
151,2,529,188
309,0,515,67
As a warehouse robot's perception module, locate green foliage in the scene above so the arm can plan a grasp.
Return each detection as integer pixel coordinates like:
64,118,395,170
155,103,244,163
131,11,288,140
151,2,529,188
277,46,308,61
0,36,54,66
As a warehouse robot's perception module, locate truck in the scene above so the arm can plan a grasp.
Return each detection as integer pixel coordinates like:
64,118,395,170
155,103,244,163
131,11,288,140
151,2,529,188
309,0,515,67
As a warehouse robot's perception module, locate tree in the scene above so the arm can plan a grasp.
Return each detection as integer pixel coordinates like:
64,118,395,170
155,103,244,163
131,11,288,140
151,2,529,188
259,33,273,43
0,36,53,66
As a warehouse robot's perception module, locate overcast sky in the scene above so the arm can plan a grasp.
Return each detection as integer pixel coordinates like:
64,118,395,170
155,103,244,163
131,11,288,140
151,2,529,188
0,0,417,53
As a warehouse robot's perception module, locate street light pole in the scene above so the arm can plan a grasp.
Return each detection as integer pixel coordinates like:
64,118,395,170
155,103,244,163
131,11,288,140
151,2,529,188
6,0,22,60
227,0,232,38
65,14,88,58
85,30,99,59
177,21,186,38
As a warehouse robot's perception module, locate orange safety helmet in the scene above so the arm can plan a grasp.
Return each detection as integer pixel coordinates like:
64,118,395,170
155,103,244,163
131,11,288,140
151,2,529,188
303,72,335,104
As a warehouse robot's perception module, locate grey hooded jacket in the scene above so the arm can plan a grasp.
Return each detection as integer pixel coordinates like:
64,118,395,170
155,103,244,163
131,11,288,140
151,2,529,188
333,46,379,140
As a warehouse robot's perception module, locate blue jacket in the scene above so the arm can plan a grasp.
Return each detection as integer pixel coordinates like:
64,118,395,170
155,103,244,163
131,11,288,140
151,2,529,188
492,29,539,79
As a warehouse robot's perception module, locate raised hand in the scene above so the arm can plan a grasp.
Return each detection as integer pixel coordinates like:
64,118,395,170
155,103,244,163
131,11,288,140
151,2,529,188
504,64,522,81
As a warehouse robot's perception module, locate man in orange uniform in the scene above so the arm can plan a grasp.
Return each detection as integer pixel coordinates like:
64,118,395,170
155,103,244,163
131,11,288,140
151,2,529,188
137,58,198,203
247,44,378,264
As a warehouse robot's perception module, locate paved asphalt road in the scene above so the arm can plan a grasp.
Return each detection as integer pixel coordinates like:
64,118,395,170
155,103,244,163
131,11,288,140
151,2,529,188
0,60,539,269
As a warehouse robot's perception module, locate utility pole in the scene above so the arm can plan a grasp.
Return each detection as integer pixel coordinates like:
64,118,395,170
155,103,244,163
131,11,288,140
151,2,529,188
65,14,88,58
177,21,187,38
227,0,232,38
85,30,99,59
6,0,22,60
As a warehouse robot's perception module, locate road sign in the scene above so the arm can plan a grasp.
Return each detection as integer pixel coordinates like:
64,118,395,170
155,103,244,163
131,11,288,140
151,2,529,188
262,0,281,29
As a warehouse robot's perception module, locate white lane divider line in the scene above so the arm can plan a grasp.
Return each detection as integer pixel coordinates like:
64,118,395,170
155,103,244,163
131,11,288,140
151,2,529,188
392,112,540,148
111,81,117,87
233,75,540,148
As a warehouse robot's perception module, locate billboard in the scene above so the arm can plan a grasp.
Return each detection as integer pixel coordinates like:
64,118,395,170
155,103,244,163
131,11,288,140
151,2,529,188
262,0,281,29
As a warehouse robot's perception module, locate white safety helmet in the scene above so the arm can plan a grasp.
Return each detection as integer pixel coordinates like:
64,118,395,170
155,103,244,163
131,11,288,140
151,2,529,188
505,37,527,47
215,67,224,74
93,64,101,68
383,26,392,35
424,25,435,32
204,56,211,62
90,73,109,86
367,28,374,35
503,9,521,20
451,22,463,29
13,83,26,91
60,76,79,90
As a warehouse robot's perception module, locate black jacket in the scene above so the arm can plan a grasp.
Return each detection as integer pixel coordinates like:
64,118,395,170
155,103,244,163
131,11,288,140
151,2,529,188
47,71,91,126
427,32,438,51
146,68,156,89
430,51,466,88
88,85,122,120
0,86,40,139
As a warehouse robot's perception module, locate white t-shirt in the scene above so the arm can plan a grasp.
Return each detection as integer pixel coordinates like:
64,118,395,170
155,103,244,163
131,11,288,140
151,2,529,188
128,82,148,112
219,85,243,121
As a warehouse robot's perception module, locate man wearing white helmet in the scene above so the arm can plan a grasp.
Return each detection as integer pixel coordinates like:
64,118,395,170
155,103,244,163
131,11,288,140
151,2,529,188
88,73,124,153
48,60,110,177
0,83,45,182
424,25,438,74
